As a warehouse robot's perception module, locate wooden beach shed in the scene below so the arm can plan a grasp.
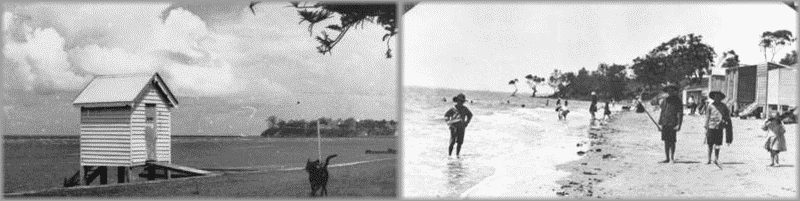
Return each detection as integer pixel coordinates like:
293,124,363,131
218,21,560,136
722,62,796,117
72,73,178,184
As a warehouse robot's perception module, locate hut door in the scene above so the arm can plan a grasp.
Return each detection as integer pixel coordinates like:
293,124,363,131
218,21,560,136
145,104,157,162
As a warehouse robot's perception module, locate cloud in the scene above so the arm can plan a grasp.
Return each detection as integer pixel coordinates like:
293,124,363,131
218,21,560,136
68,44,156,75
3,5,252,96
3,18,89,91
4,2,396,98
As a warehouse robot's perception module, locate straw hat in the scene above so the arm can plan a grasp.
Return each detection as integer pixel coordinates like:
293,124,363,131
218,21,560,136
708,91,726,100
452,93,467,102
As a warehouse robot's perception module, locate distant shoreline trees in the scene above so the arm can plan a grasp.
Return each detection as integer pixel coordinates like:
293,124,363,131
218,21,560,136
261,116,397,138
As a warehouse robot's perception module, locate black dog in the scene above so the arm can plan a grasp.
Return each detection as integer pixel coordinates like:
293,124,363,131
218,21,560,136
305,154,337,197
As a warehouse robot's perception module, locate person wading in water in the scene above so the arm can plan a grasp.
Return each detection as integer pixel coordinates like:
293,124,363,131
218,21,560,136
445,93,473,158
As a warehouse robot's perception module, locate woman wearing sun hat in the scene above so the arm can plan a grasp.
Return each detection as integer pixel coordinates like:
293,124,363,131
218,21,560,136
444,93,473,157
704,91,733,165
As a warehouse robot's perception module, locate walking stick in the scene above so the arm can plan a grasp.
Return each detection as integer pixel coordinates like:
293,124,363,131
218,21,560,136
635,98,662,131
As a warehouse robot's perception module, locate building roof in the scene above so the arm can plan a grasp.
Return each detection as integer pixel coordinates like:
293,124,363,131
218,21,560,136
73,73,178,107
725,62,793,73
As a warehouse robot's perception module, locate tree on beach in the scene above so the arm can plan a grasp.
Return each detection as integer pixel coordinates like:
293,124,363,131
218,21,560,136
508,79,519,97
595,63,629,101
548,69,570,93
759,30,795,62
630,33,716,87
779,50,797,66
721,50,740,68
248,1,402,58
524,74,546,97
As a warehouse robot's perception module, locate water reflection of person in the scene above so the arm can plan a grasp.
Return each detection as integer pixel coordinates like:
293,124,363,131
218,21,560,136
445,159,466,188
445,93,473,157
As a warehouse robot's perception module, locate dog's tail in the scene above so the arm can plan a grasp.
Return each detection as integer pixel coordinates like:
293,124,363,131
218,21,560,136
323,154,338,168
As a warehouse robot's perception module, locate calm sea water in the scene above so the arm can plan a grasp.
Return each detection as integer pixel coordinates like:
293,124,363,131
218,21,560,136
402,87,598,199
3,136,395,194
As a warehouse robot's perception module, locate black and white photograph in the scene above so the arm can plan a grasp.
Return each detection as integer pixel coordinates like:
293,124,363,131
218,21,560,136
2,1,397,197
402,1,797,199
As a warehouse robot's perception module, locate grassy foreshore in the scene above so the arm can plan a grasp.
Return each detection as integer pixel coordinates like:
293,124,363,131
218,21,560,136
5,159,395,198
556,109,796,199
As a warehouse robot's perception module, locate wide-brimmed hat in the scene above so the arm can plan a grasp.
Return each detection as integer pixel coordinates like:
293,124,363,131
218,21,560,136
452,93,467,102
708,91,726,100
661,85,680,92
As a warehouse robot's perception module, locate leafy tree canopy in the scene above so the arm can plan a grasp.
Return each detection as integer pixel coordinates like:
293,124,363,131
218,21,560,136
721,50,740,68
779,50,797,66
250,1,399,58
759,30,795,62
630,33,716,87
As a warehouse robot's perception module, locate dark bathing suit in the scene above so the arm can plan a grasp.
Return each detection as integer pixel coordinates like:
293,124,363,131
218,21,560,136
445,105,472,144
658,96,683,142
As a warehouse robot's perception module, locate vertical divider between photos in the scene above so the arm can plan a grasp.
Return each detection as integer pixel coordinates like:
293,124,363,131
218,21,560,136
795,4,799,179
395,1,406,198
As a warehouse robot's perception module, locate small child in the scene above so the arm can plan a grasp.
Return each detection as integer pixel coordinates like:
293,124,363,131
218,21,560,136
445,93,473,157
603,101,612,120
762,113,787,166
557,101,570,120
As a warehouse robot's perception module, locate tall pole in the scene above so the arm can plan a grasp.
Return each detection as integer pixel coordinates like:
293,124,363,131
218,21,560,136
317,120,321,161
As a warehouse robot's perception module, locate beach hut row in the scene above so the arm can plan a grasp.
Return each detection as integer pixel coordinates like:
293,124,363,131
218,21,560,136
683,62,797,118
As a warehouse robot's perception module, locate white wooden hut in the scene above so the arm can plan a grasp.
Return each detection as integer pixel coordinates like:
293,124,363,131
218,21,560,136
722,62,796,117
72,73,178,184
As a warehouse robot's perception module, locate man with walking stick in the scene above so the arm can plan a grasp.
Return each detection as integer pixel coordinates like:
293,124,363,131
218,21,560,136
658,85,684,164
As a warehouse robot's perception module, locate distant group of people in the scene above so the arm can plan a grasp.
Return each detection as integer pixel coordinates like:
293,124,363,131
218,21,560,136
685,95,709,115
587,91,612,122
656,86,786,166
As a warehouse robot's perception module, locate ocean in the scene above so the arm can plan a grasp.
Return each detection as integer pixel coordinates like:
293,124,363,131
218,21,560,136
3,136,395,194
402,86,600,198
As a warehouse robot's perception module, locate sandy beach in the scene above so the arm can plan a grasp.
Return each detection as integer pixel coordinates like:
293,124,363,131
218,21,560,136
556,108,797,199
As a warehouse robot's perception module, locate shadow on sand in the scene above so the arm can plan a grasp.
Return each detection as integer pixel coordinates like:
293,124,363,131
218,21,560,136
720,162,745,165
673,161,701,164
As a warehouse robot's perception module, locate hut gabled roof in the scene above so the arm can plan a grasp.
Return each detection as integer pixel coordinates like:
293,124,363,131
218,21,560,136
73,73,178,107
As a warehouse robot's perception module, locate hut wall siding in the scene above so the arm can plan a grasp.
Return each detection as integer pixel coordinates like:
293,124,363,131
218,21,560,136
737,66,757,104
777,68,797,106
768,69,781,106
130,85,171,163
756,64,769,107
79,106,133,167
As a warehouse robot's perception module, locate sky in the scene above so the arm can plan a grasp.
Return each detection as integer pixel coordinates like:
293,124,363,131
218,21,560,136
404,2,798,93
3,2,397,99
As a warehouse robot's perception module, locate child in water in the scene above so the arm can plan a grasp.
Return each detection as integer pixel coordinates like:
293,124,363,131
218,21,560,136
763,113,787,166
445,93,473,157
556,100,570,120
603,101,612,120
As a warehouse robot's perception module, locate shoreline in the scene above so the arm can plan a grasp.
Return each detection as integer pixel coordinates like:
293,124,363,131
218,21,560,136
555,109,797,199
554,112,622,198
457,107,596,199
